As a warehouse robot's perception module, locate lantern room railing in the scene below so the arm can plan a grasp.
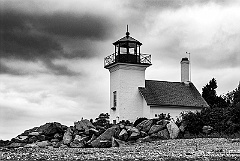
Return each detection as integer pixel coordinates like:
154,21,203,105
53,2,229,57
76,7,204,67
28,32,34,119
104,53,151,68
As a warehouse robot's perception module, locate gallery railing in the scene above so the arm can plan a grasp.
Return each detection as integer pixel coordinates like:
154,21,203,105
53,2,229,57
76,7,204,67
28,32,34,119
104,53,151,67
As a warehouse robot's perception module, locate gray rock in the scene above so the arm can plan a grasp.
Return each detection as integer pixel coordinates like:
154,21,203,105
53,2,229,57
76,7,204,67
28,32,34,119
166,120,179,139
157,129,170,139
51,138,59,142
24,143,39,148
37,141,50,148
70,141,85,148
128,131,140,140
136,119,153,133
63,127,73,145
74,119,95,132
119,129,128,141
28,131,40,136
137,136,152,143
37,122,66,136
148,124,165,135
91,126,120,148
7,142,25,148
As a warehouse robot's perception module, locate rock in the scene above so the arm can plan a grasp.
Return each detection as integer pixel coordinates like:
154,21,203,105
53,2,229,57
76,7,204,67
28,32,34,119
95,126,106,135
71,135,89,148
7,142,25,148
87,134,97,144
28,136,38,143
37,141,50,148
140,131,148,138
119,129,129,141
112,137,129,147
63,127,73,145
128,131,140,141
125,126,140,140
136,119,153,133
37,135,46,141
166,120,179,139
125,126,139,133
12,135,28,143
54,133,62,139
202,126,213,134
24,143,39,148
52,141,62,148
37,122,66,136
156,119,169,126
51,138,59,142
70,141,85,148
137,136,152,143
74,119,95,132
91,126,120,148
28,131,40,136
148,124,165,135
85,128,99,136
157,129,170,140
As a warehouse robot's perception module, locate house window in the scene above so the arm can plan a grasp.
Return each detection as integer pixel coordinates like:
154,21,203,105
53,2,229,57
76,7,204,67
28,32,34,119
113,91,117,107
155,114,158,117
113,120,116,124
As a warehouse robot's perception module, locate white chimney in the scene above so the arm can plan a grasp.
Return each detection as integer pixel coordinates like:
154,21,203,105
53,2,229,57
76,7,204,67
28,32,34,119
181,57,190,82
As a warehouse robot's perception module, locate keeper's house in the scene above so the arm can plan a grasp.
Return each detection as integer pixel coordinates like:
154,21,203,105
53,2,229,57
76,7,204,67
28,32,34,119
104,30,209,124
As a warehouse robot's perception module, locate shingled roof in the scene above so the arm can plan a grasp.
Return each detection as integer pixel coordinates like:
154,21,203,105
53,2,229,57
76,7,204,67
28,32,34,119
139,80,209,108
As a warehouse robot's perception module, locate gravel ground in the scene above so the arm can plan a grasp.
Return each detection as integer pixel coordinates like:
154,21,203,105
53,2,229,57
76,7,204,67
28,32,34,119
1,138,240,161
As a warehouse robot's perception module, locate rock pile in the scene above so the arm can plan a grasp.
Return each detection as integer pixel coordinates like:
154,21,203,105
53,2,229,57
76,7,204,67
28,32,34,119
2,118,181,149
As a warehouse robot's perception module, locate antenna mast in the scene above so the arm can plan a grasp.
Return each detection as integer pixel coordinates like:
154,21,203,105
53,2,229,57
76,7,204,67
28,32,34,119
186,52,191,82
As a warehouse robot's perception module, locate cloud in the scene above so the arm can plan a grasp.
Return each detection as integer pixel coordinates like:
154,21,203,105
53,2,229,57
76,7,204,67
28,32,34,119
0,4,116,75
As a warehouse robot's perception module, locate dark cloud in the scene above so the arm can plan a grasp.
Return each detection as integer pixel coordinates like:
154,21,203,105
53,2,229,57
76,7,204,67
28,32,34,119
0,7,114,75
37,12,113,40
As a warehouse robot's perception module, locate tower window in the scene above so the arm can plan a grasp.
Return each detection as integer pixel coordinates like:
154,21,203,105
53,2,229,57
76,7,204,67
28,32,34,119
113,91,117,107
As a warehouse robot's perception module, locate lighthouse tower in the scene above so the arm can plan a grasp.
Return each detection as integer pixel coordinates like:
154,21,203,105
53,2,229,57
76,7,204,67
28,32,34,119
104,28,151,123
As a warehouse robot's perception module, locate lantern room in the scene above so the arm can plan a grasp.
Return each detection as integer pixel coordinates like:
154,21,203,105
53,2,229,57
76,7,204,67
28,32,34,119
104,27,151,68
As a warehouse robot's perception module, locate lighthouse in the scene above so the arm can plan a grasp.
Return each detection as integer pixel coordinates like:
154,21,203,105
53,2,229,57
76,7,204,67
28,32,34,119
104,28,152,123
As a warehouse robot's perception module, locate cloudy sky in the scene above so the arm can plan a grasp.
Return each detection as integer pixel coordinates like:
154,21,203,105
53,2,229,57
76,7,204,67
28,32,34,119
1,0,240,140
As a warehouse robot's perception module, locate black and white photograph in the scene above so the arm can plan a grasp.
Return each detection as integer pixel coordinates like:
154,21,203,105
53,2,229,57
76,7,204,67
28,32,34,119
1,0,240,160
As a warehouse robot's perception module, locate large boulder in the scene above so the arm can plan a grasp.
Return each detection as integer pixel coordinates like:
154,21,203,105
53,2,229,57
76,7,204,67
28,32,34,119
91,125,120,148
37,122,66,136
63,127,73,145
136,119,153,133
148,124,166,135
166,120,179,139
74,119,95,132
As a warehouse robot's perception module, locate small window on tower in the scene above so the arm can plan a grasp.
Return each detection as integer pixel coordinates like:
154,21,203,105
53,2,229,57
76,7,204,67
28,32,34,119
113,91,117,107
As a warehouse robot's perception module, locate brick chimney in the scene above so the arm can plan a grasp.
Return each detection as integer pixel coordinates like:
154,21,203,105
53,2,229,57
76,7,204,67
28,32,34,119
181,57,190,82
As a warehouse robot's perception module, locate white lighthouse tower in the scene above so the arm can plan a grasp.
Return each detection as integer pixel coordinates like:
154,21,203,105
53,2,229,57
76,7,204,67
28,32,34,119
104,28,151,123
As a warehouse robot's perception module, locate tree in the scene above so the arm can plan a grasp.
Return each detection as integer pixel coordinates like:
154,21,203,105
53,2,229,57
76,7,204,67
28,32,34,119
202,78,227,108
233,82,240,106
94,113,110,128
202,78,218,107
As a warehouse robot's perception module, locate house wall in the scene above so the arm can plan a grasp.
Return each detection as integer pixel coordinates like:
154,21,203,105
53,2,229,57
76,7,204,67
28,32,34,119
150,106,201,121
108,63,150,123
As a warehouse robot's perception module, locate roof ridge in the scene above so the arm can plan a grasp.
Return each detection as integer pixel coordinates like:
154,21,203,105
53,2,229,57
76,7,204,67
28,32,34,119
146,80,183,84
